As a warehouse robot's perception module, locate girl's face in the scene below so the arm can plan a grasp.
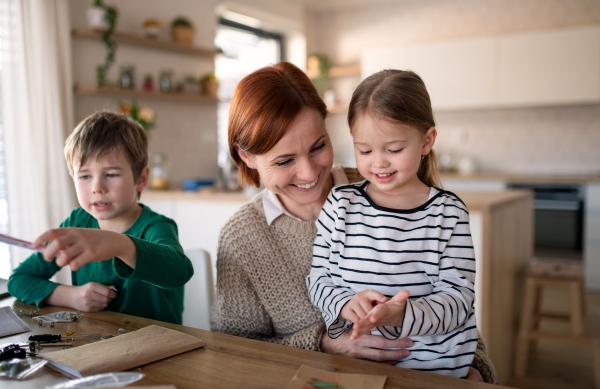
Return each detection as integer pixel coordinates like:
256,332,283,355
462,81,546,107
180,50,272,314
352,112,436,195
238,107,334,215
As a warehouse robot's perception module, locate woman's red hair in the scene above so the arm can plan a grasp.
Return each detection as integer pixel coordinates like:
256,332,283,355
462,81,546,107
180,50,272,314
228,62,328,187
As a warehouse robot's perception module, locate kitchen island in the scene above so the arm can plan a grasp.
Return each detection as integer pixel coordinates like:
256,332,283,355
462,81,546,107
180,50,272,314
141,188,533,383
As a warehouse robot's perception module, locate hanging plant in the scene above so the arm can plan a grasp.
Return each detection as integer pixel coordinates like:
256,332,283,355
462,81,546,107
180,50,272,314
95,1,119,87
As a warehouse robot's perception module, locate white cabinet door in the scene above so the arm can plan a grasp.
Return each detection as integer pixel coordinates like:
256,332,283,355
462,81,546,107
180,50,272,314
499,26,600,106
362,38,497,110
585,183,600,291
409,38,497,110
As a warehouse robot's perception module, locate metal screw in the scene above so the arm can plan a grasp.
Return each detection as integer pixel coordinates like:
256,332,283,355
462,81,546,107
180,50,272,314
118,328,125,336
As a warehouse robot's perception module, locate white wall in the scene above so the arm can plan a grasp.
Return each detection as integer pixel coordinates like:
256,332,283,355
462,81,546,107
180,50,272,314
69,0,220,188
307,0,600,174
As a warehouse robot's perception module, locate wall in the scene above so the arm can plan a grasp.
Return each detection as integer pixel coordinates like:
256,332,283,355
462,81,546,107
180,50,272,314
69,0,220,188
307,0,600,174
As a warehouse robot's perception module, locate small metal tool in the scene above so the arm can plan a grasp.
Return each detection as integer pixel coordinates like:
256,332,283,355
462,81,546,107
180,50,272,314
37,320,54,327
118,328,125,336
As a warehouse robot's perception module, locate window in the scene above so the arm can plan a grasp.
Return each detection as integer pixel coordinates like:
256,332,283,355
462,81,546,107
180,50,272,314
0,20,10,278
215,14,283,183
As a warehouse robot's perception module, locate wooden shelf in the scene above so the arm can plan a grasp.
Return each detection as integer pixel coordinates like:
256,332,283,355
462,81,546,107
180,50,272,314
327,104,349,114
328,65,361,78
72,28,221,58
74,86,220,103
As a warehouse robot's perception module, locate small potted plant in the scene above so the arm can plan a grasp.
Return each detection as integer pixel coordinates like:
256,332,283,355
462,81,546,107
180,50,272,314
200,72,219,98
142,19,162,39
87,0,108,29
171,17,194,45
182,75,200,94
118,100,156,133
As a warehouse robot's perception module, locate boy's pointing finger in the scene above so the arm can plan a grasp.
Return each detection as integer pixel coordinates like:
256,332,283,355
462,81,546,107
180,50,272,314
32,228,66,248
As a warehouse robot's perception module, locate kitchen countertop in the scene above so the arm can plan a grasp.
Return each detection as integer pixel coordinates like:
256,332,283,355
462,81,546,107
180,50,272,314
141,188,254,202
141,187,533,212
440,172,600,184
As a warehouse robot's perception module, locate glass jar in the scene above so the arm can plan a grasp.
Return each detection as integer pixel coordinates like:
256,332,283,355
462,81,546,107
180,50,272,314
119,64,135,89
149,153,169,190
159,70,173,92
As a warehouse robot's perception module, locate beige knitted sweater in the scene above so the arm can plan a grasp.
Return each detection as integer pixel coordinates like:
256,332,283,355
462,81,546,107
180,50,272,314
211,169,498,384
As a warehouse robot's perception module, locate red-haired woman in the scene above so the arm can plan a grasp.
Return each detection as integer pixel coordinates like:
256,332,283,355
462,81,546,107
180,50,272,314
210,62,497,383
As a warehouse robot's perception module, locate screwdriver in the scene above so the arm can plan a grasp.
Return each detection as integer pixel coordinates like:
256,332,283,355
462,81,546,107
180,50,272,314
28,333,101,343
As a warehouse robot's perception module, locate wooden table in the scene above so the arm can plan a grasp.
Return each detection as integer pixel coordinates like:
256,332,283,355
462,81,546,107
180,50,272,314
0,299,504,388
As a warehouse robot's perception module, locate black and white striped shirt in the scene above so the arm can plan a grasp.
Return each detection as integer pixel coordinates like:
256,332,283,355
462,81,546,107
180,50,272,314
307,181,478,378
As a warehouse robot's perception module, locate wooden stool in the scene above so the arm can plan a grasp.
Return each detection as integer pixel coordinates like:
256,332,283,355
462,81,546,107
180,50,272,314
514,258,600,388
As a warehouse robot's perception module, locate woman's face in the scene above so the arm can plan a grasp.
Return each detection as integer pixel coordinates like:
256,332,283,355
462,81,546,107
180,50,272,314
246,107,334,211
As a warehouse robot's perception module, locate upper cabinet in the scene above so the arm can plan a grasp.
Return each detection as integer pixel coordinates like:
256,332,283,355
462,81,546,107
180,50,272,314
498,26,600,106
362,25,600,111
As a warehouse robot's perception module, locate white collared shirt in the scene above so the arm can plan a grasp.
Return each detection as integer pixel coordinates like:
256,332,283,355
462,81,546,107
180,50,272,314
263,166,350,225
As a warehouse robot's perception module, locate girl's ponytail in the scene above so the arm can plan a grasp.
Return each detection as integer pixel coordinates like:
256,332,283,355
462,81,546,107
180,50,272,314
418,149,442,189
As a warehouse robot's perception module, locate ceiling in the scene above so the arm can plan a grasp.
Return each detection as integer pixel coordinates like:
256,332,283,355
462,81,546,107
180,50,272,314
286,0,403,12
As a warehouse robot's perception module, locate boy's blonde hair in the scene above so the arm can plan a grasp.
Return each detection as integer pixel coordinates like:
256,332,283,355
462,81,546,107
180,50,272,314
348,69,442,189
64,111,148,185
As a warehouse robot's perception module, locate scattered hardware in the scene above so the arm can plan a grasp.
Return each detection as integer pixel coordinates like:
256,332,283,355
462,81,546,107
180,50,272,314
37,320,54,328
63,331,74,337
101,335,114,340
18,309,40,318
35,311,81,323
0,345,26,361
118,329,125,336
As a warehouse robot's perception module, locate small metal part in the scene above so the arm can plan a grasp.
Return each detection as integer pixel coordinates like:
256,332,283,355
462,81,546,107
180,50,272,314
37,320,54,327
63,331,74,337
118,329,125,336
42,343,72,347
101,335,114,340
65,334,101,341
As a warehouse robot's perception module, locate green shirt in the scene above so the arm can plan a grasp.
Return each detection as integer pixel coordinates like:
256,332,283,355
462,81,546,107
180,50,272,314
7,204,193,324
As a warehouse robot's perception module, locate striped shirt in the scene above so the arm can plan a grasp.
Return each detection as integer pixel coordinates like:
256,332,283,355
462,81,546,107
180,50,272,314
307,181,478,378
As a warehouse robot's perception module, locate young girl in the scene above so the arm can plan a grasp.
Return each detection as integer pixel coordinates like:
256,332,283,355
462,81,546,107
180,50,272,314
307,70,477,379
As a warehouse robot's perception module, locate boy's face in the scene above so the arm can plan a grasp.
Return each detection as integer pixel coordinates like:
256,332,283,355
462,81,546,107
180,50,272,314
72,149,148,232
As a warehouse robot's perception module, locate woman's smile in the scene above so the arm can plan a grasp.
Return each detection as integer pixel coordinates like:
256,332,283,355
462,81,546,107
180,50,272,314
292,174,319,190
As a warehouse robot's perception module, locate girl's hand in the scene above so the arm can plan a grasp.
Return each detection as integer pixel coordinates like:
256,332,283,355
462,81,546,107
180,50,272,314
341,289,388,323
352,290,410,340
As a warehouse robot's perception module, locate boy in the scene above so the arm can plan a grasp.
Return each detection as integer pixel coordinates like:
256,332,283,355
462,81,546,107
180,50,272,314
8,111,193,324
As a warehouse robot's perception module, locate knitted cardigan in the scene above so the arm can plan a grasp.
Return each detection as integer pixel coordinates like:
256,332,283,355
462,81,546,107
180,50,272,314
211,169,498,383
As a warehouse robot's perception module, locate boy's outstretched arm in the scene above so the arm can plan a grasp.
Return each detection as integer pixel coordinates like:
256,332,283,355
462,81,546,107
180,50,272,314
45,283,117,312
33,219,193,290
33,228,136,271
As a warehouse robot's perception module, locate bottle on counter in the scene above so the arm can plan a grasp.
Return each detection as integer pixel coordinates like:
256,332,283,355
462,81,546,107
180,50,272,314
149,153,169,190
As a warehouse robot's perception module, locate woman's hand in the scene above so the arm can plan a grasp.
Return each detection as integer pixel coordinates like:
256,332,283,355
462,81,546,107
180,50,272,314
320,330,412,365
466,366,484,382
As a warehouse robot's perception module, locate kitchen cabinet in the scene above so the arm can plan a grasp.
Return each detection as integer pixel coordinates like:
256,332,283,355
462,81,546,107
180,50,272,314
362,25,600,110
498,26,600,106
584,183,600,290
362,38,497,110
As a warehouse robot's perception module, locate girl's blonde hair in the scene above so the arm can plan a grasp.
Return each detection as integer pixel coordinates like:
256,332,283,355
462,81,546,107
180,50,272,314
348,69,442,188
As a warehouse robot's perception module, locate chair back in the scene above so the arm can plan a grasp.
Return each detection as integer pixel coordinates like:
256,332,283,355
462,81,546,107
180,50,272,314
183,249,215,330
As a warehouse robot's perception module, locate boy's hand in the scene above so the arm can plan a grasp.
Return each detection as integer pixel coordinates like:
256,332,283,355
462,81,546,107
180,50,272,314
45,283,118,312
341,289,388,324
72,282,118,312
32,228,136,271
351,290,410,341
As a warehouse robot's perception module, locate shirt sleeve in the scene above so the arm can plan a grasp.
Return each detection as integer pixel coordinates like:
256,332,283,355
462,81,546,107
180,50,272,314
378,209,476,339
112,219,193,289
307,190,355,338
7,252,62,306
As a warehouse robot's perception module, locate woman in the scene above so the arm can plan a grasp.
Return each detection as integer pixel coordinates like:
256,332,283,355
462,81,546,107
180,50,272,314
210,62,497,383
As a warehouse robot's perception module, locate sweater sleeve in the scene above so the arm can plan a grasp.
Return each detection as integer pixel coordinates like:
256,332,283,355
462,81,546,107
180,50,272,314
211,227,325,351
378,209,476,339
113,219,193,289
307,191,355,338
7,251,62,306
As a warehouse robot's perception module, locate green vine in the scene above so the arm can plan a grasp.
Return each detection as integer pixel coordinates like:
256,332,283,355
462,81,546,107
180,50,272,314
95,2,119,87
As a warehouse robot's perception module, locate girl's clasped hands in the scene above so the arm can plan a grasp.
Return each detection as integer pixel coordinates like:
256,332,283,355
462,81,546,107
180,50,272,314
341,289,411,340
